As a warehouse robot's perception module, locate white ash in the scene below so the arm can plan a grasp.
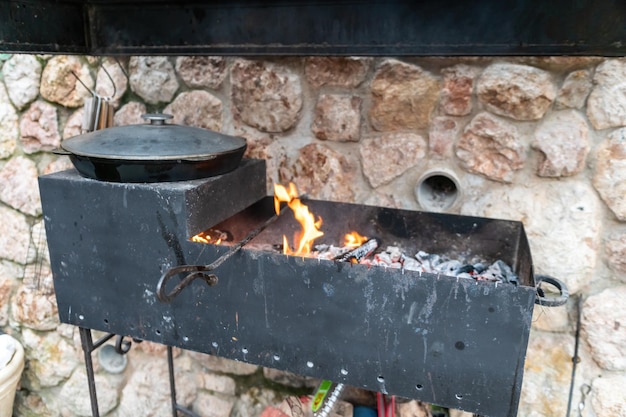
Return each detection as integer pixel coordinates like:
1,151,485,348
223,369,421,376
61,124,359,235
313,245,519,285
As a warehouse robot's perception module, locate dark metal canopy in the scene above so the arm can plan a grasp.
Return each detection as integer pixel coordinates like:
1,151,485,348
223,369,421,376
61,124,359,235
1,0,626,56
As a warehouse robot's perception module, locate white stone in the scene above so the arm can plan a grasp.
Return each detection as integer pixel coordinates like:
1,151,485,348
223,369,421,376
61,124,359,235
56,323,76,340
2,54,42,109
396,400,431,417
0,205,32,264
58,369,119,416
0,81,18,159
0,259,23,281
587,58,626,129
477,63,556,121
0,274,14,327
305,57,370,88
429,116,460,160
163,90,223,132
460,180,601,294
440,64,479,116
42,156,74,175
519,332,575,417
369,59,440,131
456,112,526,183
291,143,356,202
114,101,147,126
14,391,58,417
116,353,196,417
176,56,227,89
193,392,236,417
360,133,427,188
590,374,626,416
555,69,592,109
129,56,179,104
231,59,303,133
593,128,626,221
532,110,590,177
11,284,58,331
0,156,42,216
62,107,84,139
605,231,626,276
21,328,79,388
311,94,362,142
24,221,51,287
531,302,570,333
199,372,236,395
19,100,61,154
95,57,128,108
40,55,93,108
582,286,626,371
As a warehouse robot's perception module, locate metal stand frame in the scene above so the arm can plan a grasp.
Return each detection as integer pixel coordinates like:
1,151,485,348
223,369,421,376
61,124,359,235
78,327,201,417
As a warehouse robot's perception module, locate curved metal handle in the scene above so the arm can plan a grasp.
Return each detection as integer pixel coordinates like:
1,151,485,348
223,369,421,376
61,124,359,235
156,265,218,303
535,275,569,307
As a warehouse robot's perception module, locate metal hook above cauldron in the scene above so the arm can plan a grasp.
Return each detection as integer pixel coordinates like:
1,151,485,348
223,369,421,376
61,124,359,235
70,60,118,133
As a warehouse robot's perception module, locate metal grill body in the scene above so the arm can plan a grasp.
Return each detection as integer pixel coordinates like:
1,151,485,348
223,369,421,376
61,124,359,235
40,162,536,417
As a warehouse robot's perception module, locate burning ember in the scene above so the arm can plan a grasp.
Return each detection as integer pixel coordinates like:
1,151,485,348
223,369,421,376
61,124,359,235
274,183,324,256
312,244,519,284
191,230,229,245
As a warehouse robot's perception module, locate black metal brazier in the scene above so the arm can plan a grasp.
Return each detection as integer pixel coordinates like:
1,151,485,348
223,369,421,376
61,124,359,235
37,160,565,417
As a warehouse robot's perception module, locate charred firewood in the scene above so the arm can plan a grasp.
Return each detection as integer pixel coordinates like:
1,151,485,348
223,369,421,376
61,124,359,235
334,238,379,263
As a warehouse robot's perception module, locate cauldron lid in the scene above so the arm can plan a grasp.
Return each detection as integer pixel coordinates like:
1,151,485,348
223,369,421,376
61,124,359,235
61,113,247,161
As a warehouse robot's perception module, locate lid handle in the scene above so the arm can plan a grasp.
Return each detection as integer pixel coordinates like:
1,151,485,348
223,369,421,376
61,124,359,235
142,113,174,125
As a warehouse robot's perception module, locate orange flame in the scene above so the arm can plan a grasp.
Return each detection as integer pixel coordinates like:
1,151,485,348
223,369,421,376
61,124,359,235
344,231,368,248
274,183,324,256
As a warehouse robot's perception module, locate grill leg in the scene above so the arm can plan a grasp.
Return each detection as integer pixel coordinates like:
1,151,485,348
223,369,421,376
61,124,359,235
167,346,202,417
79,330,198,417
167,346,178,417
79,327,100,417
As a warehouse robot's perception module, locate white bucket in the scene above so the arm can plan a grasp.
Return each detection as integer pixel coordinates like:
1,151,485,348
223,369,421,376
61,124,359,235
0,336,24,417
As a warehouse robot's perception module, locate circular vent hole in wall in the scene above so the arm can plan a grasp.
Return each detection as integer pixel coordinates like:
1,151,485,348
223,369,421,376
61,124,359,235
415,170,461,212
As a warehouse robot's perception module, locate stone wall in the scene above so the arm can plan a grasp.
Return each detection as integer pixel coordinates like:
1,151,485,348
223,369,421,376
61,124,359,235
0,54,625,417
